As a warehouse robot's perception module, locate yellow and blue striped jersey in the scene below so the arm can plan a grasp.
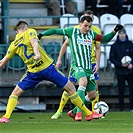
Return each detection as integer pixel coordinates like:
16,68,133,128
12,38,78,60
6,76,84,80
6,29,53,73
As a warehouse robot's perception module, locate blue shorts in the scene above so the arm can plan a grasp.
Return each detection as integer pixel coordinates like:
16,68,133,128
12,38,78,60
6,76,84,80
69,63,99,83
92,63,99,80
18,64,68,91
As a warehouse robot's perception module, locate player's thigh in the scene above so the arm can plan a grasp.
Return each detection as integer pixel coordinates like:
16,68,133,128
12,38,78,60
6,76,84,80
71,66,87,81
11,85,24,97
18,71,42,91
45,64,68,88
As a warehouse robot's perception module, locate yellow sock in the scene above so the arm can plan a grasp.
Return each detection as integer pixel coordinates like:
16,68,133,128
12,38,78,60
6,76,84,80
92,90,99,111
58,91,69,112
69,92,92,116
3,95,18,118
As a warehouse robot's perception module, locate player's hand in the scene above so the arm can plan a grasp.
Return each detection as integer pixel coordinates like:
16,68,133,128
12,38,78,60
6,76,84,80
93,64,99,74
114,24,123,33
0,60,5,68
37,33,43,40
56,59,62,69
34,54,40,60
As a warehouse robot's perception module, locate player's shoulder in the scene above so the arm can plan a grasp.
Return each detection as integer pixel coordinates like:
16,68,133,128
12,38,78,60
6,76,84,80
26,28,38,37
27,28,37,33
74,25,79,28
91,25,101,34
10,40,15,45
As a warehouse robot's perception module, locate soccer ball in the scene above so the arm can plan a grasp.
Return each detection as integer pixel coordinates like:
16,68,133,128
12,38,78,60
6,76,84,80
121,56,132,64
94,101,109,116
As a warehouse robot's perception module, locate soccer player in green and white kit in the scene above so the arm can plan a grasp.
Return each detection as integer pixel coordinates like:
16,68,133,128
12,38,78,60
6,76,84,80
38,16,123,121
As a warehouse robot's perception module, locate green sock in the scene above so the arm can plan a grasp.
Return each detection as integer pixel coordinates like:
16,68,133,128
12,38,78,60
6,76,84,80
72,86,86,114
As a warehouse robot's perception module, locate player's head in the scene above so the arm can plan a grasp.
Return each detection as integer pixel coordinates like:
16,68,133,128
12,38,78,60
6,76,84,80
14,20,28,33
79,16,92,34
81,10,94,21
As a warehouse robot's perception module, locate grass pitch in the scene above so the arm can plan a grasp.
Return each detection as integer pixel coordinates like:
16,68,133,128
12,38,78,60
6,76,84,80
0,112,133,133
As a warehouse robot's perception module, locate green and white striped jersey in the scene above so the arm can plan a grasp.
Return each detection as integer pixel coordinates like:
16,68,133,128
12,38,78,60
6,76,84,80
64,27,96,69
41,26,115,69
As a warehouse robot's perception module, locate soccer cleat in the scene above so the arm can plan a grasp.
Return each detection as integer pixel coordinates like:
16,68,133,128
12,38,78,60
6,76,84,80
0,117,10,123
68,110,76,120
75,112,82,121
85,111,103,121
51,111,62,119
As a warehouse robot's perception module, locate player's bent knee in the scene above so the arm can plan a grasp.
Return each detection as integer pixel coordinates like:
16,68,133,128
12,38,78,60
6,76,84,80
63,80,76,95
11,85,24,97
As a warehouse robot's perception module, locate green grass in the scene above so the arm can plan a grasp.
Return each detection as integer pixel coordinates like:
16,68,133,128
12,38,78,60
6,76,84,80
0,112,133,133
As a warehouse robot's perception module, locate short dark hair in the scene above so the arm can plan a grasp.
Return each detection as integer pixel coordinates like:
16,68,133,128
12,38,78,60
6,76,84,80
14,20,28,31
80,16,92,23
83,10,94,15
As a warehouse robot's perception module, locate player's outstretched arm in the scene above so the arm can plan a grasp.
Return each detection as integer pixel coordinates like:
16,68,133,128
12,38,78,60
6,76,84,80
95,24,123,43
38,28,64,40
56,38,69,69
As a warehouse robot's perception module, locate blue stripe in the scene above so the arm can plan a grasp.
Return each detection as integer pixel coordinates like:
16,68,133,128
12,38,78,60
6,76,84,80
19,44,34,59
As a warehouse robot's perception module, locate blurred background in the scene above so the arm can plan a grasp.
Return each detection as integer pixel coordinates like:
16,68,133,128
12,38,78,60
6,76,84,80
0,0,133,112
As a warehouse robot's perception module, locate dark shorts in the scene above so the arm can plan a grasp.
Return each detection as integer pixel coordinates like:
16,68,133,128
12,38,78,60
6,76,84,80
18,64,68,91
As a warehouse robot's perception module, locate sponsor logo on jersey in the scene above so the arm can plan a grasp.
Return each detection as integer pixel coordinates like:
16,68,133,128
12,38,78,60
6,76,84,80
77,39,92,46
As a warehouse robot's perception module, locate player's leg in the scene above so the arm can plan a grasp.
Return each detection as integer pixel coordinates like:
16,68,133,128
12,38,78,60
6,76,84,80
69,68,88,121
46,65,103,120
63,80,92,117
91,80,99,111
74,82,87,121
51,72,77,119
91,63,100,111
0,71,42,123
0,85,24,123
73,69,97,121
51,91,69,119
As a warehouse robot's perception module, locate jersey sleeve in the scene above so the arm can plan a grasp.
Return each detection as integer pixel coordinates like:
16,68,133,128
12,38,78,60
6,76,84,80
63,27,74,37
28,29,38,40
41,27,74,38
93,31,115,43
5,42,16,59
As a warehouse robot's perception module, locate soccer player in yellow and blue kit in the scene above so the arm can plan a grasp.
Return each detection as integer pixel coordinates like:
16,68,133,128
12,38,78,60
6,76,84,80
0,20,103,123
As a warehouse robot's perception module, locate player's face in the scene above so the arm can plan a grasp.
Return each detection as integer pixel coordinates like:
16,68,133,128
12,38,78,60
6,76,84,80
80,20,92,34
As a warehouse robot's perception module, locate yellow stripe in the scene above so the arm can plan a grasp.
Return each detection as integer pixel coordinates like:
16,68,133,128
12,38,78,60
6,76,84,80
20,71,28,82
9,95,18,100
64,91,69,97
69,93,78,101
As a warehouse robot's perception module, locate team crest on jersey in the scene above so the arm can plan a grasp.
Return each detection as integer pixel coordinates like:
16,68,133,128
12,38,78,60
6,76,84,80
30,32,36,37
